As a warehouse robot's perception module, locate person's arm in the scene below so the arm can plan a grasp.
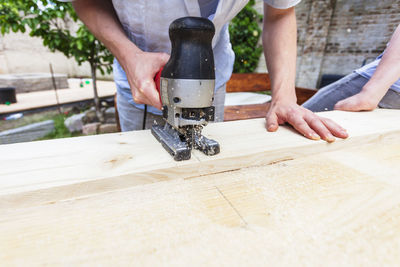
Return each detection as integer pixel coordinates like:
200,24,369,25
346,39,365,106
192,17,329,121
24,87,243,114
263,4,348,142
72,0,169,109
335,25,400,111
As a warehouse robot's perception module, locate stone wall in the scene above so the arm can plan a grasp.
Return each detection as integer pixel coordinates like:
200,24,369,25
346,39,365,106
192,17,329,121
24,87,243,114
0,30,112,80
1,32,83,77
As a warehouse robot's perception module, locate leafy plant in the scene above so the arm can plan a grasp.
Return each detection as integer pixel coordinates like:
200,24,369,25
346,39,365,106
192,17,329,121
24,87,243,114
229,0,263,73
0,2,26,34
40,113,83,140
0,0,113,121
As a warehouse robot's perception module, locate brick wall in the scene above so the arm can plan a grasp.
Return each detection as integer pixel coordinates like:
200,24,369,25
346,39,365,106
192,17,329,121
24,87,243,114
1,1,399,87
297,0,400,88
296,0,335,88
256,0,400,88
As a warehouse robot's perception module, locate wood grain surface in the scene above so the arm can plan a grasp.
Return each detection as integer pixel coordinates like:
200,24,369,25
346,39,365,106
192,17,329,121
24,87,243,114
1,140,400,266
1,109,399,210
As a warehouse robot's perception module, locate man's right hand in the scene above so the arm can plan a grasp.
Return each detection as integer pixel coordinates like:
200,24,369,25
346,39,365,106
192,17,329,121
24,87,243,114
71,0,170,110
122,51,170,110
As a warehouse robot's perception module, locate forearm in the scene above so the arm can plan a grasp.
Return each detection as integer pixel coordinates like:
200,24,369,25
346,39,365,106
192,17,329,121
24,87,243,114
362,25,400,97
72,0,141,67
262,4,297,102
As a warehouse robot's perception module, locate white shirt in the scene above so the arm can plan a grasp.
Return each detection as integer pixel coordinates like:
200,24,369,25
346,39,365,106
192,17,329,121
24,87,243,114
112,0,301,113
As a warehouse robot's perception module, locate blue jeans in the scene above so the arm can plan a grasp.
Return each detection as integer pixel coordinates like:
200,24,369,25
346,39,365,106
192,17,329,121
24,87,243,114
117,85,226,131
303,72,400,112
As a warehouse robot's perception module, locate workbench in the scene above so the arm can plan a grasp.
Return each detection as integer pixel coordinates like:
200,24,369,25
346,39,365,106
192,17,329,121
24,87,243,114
1,109,400,266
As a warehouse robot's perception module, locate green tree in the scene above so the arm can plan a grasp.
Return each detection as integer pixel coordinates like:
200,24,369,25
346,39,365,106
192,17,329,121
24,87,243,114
0,0,113,121
229,0,263,73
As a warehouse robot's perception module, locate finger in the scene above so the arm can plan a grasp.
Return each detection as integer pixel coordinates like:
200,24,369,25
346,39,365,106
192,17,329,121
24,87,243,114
334,98,352,111
138,79,162,109
266,112,279,132
304,114,336,142
336,95,377,111
321,117,349,139
159,52,170,65
333,99,345,110
287,113,320,140
132,86,152,105
151,53,170,75
334,97,360,111
132,92,150,105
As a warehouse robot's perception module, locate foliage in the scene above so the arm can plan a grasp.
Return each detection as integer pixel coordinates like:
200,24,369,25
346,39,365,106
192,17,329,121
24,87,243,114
229,0,263,73
0,2,26,34
40,113,83,140
0,0,114,120
0,0,113,74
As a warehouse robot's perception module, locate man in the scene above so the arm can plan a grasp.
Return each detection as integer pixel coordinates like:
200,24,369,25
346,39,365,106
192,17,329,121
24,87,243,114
303,24,400,112
72,0,348,142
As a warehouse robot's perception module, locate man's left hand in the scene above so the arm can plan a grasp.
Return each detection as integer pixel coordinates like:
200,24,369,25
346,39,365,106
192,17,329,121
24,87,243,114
266,100,349,142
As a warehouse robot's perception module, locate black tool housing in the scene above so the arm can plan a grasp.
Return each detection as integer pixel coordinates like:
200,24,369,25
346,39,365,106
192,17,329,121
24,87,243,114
161,17,215,80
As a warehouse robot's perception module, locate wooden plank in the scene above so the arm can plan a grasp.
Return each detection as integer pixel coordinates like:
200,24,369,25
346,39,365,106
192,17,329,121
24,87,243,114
226,73,270,92
225,73,317,103
0,80,116,114
296,86,318,104
224,103,269,121
1,141,400,265
1,109,400,209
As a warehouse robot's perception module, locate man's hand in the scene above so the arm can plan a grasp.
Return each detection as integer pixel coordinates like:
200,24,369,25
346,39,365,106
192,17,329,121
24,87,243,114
266,100,349,142
122,51,170,110
262,5,348,142
334,90,379,112
262,5,346,142
71,0,170,110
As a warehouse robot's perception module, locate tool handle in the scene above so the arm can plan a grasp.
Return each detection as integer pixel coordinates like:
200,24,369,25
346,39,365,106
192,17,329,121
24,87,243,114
154,67,163,102
162,17,215,80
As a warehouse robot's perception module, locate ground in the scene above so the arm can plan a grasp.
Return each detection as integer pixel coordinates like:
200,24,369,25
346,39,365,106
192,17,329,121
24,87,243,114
0,107,87,140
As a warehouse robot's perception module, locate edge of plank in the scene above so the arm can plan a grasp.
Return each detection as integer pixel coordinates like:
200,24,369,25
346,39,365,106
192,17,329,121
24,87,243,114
1,109,400,208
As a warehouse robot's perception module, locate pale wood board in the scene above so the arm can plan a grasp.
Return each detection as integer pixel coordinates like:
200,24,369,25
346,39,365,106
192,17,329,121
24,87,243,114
0,80,116,114
1,140,400,265
1,109,400,208
1,109,400,265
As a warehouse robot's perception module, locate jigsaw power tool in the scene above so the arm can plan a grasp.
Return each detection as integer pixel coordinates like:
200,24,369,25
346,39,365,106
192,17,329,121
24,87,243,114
151,16,220,161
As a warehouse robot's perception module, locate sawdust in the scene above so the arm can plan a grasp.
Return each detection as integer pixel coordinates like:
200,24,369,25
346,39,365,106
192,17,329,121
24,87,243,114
2,141,400,265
